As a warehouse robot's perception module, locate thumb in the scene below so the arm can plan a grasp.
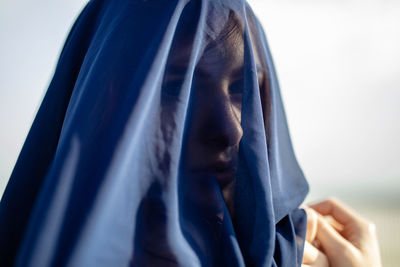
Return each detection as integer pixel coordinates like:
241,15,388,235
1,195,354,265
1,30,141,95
304,207,318,243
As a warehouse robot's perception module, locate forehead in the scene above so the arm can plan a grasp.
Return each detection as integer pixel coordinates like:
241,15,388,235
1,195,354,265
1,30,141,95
164,10,264,80
197,22,244,79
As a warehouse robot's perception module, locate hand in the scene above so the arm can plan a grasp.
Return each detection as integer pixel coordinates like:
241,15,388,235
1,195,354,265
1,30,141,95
302,206,329,267
302,198,382,267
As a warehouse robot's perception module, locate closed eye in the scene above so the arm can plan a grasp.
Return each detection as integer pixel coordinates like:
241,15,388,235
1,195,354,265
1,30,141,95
162,75,184,96
229,78,243,95
229,79,243,110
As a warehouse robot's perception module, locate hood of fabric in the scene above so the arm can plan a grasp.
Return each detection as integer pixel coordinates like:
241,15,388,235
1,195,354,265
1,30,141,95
0,0,308,266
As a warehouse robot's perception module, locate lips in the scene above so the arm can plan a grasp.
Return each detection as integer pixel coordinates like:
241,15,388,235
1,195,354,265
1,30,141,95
191,160,238,187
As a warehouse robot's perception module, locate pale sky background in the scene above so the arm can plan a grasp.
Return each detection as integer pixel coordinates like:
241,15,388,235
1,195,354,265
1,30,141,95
1,0,399,204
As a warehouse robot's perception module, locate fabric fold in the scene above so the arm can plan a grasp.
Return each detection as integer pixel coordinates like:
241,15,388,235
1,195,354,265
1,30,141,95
0,0,309,266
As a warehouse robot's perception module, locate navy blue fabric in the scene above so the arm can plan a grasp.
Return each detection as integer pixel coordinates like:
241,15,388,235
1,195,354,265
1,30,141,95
0,0,309,266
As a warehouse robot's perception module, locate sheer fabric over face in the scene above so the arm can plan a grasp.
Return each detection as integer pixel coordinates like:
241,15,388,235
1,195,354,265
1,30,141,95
0,0,309,266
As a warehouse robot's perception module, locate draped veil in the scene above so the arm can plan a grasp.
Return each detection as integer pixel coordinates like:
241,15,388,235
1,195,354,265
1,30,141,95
0,0,309,266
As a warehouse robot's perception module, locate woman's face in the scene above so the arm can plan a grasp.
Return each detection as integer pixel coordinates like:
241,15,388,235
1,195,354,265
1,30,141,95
162,13,265,201
183,28,265,188
183,33,245,189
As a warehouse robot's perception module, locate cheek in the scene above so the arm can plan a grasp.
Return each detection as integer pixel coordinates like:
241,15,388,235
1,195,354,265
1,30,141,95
183,95,207,147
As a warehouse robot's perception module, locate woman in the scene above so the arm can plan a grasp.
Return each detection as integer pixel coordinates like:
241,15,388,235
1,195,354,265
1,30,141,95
0,0,381,266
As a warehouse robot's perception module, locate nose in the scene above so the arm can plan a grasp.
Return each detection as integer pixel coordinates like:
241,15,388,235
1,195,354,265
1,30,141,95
203,86,243,149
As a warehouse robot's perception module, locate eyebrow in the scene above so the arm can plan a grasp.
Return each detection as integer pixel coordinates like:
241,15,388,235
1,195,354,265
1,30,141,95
164,65,189,75
164,64,266,82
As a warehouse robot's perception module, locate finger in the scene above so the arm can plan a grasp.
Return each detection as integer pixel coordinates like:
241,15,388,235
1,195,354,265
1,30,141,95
308,198,362,227
311,238,322,250
304,208,318,242
315,213,354,258
302,241,319,264
302,241,329,267
325,214,344,233
305,204,344,239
